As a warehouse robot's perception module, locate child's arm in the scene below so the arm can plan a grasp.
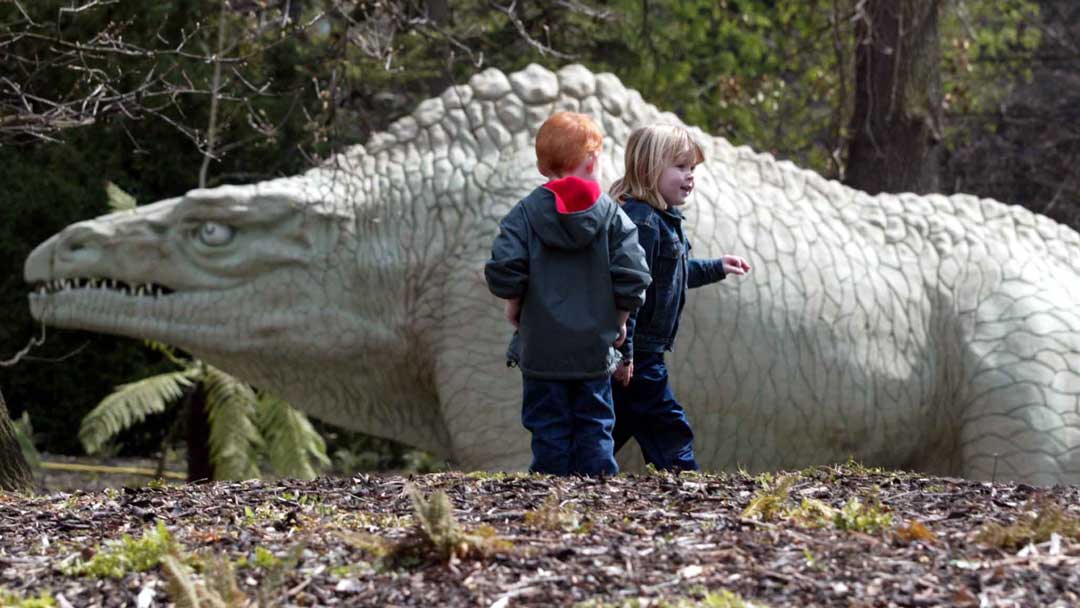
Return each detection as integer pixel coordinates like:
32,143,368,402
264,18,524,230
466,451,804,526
484,205,531,308
610,210,655,360
505,297,522,328
613,308,633,386
687,237,751,288
614,308,630,347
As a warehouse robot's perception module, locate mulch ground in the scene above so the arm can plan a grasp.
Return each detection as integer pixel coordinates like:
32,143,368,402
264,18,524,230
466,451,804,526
1,464,1078,607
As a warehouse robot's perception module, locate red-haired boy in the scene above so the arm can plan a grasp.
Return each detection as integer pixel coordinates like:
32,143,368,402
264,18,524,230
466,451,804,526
485,112,651,476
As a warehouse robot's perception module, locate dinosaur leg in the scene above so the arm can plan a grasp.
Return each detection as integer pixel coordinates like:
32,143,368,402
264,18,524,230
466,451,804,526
959,322,1080,485
433,270,532,472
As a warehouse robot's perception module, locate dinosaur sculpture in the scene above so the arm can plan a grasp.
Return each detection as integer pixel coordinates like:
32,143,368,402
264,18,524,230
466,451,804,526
24,64,1080,485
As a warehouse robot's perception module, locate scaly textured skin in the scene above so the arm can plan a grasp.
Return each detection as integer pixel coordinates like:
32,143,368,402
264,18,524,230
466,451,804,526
24,64,1080,484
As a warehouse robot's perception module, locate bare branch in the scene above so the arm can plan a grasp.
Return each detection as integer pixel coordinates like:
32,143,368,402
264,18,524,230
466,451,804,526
199,0,230,188
0,324,46,368
489,0,576,60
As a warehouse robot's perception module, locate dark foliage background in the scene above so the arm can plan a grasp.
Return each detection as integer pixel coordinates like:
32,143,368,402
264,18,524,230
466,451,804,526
1,0,1075,462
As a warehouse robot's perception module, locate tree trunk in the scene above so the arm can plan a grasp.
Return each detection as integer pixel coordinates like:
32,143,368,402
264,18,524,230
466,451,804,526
0,388,34,492
186,385,213,482
426,0,449,23
844,0,944,195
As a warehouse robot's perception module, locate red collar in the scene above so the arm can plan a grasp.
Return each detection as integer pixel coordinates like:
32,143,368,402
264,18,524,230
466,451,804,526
543,175,601,214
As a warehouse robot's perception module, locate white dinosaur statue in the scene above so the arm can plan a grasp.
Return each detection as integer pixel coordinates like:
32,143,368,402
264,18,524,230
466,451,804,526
23,64,1080,485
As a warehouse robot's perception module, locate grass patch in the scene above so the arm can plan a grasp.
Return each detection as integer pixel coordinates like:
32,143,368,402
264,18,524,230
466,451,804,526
0,588,57,608
976,498,1080,549
524,490,590,533
162,541,305,607
576,588,765,607
348,484,513,568
62,521,175,579
741,475,894,534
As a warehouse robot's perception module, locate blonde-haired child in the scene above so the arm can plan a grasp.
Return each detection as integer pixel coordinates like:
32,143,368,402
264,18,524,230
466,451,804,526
608,124,751,471
485,112,651,476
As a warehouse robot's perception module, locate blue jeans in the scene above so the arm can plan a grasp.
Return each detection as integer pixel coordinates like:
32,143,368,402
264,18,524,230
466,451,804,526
521,376,618,476
612,352,699,471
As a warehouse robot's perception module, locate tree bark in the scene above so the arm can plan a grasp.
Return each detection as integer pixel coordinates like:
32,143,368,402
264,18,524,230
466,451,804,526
426,0,449,23
0,388,34,492
844,0,945,195
186,385,213,482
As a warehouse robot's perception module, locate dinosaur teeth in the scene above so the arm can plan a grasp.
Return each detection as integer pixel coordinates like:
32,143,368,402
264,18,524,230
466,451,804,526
36,277,171,297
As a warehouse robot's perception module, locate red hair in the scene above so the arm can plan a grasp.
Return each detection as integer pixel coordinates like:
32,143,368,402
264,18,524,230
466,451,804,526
535,112,603,177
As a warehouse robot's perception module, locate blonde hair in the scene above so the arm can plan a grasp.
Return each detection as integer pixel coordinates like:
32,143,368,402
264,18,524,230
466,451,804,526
535,112,604,177
609,124,705,211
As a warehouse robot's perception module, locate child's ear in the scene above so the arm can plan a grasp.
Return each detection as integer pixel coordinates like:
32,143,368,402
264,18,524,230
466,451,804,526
584,151,601,175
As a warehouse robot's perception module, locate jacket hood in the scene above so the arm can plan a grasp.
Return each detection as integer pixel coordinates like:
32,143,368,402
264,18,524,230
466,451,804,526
521,176,612,250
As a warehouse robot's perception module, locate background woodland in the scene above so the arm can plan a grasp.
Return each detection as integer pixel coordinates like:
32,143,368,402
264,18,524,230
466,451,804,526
1,0,1076,480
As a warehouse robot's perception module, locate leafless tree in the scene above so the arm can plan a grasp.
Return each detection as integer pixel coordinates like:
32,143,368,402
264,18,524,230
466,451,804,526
843,0,946,195
946,0,1080,230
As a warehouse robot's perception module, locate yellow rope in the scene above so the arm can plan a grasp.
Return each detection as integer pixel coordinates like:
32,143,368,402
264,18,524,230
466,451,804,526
40,461,186,480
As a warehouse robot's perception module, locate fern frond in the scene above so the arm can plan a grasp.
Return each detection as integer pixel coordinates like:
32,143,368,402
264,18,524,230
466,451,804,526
143,340,191,368
13,412,41,471
161,550,201,608
105,180,137,211
79,370,197,455
202,365,260,480
202,553,245,607
409,486,460,552
256,391,329,480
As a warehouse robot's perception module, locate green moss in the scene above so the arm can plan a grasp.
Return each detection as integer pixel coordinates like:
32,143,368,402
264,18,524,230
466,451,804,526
832,493,894,534
740,474,797,521
524,493,584,532
465,470,530,481
742,477,894,534
976,498,1080,549
0,588,57,608
252,546,281,569
62,521,175,579
575,589,763,607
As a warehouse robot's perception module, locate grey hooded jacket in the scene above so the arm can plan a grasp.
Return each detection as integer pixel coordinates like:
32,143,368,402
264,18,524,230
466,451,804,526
485,176,651,380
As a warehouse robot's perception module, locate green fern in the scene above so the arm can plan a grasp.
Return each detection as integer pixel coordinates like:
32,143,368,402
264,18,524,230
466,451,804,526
162,546,246,608
79,370,198,454
13,412,42,472
409,486,461,558
144,340,191,368
80,348,328,481
104,181,137,211
203,364,261,480
257,391,330,480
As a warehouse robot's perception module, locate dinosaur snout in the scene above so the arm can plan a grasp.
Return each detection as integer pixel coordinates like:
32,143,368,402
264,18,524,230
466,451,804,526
24,222,113,283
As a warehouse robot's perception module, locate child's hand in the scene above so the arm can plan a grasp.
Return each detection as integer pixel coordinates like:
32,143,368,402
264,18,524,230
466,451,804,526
722,254,752,276
505,298,522,328
614,322,627,348
613,359,633,386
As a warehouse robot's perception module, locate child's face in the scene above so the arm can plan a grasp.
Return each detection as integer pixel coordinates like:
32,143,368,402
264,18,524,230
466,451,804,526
658,157,696,207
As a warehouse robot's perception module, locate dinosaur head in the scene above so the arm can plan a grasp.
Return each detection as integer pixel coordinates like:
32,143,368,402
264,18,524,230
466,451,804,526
23,175,361,362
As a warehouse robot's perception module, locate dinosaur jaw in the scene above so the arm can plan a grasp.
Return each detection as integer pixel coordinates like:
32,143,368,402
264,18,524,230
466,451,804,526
28,276,318,357
31,282,231,350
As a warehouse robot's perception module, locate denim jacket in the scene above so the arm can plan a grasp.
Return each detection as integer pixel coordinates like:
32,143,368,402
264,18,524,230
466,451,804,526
485,179,651,379
618,196,726,357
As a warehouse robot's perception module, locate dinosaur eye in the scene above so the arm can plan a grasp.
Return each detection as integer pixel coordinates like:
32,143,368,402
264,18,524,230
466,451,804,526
196,222,234,246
